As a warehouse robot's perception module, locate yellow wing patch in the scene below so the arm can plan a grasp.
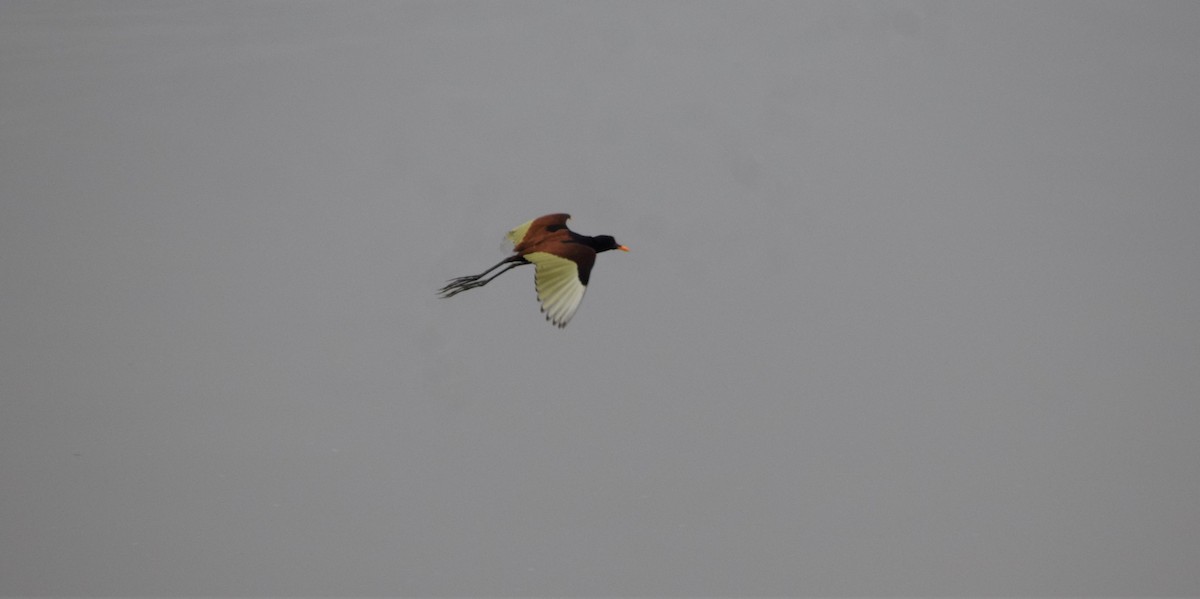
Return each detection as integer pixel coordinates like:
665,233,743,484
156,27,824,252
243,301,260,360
523,251,587,328
505,218,536,249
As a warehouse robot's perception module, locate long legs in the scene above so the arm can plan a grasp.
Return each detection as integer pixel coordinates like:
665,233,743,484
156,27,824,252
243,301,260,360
438,256,527,298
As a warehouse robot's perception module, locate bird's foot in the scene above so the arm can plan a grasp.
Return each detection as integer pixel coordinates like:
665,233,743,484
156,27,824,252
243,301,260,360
438,276,487,298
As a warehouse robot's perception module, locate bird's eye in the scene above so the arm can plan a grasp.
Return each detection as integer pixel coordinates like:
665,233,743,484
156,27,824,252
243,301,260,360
546,224,565,232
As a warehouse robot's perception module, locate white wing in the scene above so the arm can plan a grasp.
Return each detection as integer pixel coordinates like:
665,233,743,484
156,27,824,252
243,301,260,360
523,251,587,328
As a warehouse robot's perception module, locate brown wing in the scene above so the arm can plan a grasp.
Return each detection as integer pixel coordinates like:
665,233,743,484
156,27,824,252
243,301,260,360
506,213,572,253
523,241,598,328
530,237,597,284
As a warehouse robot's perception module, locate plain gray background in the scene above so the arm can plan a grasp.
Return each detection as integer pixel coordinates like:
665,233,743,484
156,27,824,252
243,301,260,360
2,1,1198,596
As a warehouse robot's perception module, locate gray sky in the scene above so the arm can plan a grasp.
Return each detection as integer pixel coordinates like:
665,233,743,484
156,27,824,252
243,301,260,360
2,1,1198,596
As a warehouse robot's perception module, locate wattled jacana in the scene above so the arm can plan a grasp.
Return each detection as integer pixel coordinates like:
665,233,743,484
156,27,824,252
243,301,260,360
438,213,628,328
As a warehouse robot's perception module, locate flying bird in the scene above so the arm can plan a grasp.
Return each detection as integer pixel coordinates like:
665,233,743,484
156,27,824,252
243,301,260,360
438,213,628,328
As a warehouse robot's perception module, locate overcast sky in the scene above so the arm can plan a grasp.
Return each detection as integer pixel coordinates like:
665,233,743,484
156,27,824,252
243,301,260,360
2,1,1198,596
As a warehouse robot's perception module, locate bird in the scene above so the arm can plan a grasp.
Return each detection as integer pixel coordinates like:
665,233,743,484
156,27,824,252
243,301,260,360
438,213,628,328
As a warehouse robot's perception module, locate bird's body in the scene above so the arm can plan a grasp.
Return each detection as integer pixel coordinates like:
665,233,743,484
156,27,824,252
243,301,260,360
438,213,627,328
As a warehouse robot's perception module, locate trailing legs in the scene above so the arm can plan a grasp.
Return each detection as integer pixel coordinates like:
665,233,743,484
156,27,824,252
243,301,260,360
438,255,527,298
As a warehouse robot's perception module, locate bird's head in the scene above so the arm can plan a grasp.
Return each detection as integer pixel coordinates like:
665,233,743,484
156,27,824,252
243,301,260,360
593,235,630,253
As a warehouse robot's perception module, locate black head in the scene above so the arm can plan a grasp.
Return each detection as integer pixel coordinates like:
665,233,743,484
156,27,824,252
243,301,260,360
591,235,630,253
